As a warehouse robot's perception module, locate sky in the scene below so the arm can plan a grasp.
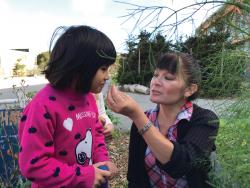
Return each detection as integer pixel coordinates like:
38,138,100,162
0,0,219,54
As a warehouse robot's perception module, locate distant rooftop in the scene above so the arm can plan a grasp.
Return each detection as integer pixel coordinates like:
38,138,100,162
10,49,29,52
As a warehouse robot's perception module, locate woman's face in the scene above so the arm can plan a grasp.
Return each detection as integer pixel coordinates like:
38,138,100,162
90,65,110,93
150,68,190,105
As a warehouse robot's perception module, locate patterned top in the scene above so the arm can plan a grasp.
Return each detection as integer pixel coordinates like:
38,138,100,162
18,84,109,188
145,101,193,188
127,103,219,188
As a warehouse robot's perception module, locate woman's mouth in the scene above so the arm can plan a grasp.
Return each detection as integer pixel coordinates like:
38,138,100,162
151,90,161,95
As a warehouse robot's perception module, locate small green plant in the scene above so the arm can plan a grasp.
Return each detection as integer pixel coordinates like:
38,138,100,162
12,79,36,108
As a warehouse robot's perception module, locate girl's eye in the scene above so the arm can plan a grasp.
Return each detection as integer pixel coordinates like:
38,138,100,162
101,67,108,71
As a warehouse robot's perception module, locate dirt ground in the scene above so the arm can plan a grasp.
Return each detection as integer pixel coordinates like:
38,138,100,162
107,130,130,188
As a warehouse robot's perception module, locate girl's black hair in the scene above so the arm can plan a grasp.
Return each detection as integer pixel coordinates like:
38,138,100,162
44,25,116,93
157,52,201,101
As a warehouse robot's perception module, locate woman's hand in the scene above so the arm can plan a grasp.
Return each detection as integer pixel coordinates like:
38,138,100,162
107,85,144,120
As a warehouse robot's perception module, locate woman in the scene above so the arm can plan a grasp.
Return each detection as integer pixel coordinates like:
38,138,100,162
107,52,219,188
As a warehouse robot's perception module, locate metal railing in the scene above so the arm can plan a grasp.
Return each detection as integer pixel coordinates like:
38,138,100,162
0,101,23,186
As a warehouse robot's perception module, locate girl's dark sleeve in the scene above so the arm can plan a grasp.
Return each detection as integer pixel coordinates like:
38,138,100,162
156,109,219,178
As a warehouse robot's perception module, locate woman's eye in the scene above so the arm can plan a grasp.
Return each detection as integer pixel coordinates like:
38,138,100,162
164,77,174,80
153,73,158,77
164,77,170,80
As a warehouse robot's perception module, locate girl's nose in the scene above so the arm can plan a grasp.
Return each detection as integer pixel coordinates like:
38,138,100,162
105,73,110,80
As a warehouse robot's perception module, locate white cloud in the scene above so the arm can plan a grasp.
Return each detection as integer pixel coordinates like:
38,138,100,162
70,0,128,52
0,0,11,32
0,9,60,53
0,0,9,14
0,1,78,53
72,0,106,18
0,0,219,54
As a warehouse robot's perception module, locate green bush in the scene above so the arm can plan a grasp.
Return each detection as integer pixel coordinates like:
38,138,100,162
211,86,250,187
200,49,248,98
36,51,50,74
13,63,26,77
115,31,171,86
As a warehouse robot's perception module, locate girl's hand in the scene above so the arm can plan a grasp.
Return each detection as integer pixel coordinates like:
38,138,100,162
107,85,144,120
99,116,113,141
99,116,106,127
103,123,114,139
93,162,111,188
104,161,118,180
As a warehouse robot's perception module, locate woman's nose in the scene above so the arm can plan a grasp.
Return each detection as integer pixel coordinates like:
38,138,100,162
157,76,164,83
151,77,162,86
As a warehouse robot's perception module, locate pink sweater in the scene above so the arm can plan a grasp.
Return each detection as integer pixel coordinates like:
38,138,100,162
18,84,109,188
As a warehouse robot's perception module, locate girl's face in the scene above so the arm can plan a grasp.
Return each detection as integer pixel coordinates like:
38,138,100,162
150,68,192,106
90,65,110,93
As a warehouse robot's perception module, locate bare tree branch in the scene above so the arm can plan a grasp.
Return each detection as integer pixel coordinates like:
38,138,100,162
114,0,246,39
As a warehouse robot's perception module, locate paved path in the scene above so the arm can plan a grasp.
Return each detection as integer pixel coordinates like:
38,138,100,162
0,76,235,132
111,93,234,132
0,75,48,89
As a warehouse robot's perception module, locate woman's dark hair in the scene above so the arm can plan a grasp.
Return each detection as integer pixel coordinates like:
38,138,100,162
44,25,116,93
157,52,201,101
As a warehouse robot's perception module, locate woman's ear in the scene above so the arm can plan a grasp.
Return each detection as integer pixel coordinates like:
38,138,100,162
184,84,198,98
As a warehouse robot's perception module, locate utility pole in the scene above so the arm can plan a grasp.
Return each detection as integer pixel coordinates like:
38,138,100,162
138,48,141,75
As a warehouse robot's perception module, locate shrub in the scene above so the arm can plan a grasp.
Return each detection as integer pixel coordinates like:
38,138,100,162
13,63,26,77
200,49,248,98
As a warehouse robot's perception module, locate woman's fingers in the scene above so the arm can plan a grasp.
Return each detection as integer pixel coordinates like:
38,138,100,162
107,85,143,119
110,85,125,104
107,86,122,112
107,86,115,107
107,85,133,114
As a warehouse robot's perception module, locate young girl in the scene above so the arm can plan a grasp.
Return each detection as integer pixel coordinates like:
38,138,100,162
18,25,118,188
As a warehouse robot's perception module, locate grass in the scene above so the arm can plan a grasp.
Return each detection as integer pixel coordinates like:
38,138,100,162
108,120,250,188
211,118,250,187
0,119,249,188
1,83,249,187
110,117,250,188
